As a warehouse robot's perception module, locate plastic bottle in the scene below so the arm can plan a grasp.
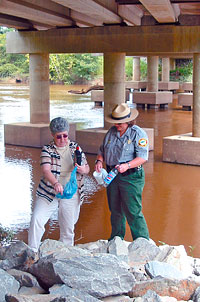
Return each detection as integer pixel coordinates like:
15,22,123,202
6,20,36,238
93,168,108,185
75,146,82,165
103,167,118,187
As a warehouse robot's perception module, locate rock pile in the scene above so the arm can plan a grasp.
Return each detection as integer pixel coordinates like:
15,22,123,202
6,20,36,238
1,237,200,301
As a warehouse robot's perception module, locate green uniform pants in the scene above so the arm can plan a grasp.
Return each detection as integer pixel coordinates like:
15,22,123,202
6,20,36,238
106,167,149,241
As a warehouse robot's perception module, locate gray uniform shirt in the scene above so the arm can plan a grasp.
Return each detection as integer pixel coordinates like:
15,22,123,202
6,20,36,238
98,125,149,166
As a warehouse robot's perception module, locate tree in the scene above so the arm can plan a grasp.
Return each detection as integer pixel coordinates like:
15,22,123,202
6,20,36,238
49,53,102,84
0,32,29,79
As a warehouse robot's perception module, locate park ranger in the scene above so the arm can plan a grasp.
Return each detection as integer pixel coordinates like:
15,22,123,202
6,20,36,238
95,103,149,241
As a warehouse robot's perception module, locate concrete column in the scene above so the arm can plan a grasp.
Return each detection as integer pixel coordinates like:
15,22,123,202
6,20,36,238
29,53,50,124
193,53,200,137
147,56,158,92
170,58,176,70
104,52,126,129
162,57,170,82
132,57,140,81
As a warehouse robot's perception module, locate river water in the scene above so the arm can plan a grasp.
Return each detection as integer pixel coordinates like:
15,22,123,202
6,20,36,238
0,83,199,257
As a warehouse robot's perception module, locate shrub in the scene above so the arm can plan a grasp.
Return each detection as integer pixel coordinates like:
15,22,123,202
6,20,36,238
0,224,14,246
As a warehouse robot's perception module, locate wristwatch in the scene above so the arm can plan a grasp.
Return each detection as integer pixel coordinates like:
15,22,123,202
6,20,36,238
95,159,102,164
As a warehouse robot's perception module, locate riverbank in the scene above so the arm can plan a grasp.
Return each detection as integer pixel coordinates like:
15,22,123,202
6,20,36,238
0,77,104,86
1,237,200,301
0,77,29,84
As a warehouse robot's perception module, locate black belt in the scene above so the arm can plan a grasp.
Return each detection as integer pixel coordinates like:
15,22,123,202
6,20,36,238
107,164,142,176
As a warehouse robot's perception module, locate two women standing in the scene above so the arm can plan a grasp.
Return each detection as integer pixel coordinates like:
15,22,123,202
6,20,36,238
28,103,149,252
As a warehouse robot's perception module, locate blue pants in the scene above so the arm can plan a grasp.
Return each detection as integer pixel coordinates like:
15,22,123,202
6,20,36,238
106,167,149,241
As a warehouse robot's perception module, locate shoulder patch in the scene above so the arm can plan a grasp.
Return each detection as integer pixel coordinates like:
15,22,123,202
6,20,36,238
138,138,148,147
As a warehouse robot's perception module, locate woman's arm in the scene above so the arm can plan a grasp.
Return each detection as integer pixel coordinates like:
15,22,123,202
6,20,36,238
41,164,63,195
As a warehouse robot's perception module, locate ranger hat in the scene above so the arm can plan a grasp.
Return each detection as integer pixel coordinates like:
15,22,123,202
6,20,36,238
105,103,139,123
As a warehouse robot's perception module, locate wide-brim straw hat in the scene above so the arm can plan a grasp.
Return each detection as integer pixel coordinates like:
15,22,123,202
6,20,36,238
105,103,139,123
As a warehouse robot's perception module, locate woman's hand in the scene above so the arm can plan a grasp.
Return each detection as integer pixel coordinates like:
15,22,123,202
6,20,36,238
54,182,63,195
76,163,90,174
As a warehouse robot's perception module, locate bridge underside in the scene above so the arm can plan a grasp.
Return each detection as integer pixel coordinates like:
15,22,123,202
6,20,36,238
6,25,200,56
5,24,200,164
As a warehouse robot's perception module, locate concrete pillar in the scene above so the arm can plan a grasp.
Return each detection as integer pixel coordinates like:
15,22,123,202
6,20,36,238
170,58,176,70
193,53,200,137
162,57,170,82
29,53,50,124
147,56,158,92
104,52,126,129
132,57,140,81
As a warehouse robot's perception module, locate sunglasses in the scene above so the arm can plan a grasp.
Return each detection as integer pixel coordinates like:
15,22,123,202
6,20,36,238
56,134,68,139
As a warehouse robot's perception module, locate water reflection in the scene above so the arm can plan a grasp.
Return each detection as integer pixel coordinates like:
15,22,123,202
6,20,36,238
0,158,32,228
0,83,104,245
1,83,200,257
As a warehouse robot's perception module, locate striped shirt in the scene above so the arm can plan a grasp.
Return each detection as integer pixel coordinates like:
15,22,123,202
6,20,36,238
36,140,87,204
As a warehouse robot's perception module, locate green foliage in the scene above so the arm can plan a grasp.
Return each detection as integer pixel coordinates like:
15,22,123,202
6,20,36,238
125,57,148,81
158,240,166,245
49,53,102,84
0,63,18,77
0,224,14,246
140,58,147,80
0,28,193,85
188,245,196,257
170,60,193,82
125,57,133,80
0,26,14,34
0,33,29,79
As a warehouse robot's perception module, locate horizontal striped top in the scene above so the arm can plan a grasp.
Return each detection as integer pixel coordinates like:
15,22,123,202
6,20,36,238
36,140,87,204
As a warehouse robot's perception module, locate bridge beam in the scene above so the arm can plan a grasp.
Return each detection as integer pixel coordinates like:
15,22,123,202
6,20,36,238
6,25,200,55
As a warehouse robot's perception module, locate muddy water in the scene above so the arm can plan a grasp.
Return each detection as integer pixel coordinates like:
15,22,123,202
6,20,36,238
0,83,199,257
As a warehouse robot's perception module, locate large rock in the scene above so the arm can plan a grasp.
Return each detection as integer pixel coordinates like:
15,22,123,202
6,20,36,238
5,294,64,302
128,238,160,266
107,237,129,263
77,240,108,254
102,296,132,301
30,253,135,298
129,277,200,300
133,291,179,302
0,268,20,302
51,298,86,302
192,285,200,302
49,284,101,301
133,289,162,302
18,286,46,295
145,261,186,280
1,238,199,302
155,245,193,278
0,241,35,271
7,269,40,288
39,240,90,259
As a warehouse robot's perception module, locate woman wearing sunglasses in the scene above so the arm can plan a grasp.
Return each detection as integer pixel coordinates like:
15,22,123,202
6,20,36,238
28,117,89,252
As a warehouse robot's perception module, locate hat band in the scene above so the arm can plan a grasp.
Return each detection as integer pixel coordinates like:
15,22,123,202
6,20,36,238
111,112,131,120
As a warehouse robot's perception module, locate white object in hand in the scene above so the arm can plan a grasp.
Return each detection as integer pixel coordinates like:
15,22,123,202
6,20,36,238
93,168,108,185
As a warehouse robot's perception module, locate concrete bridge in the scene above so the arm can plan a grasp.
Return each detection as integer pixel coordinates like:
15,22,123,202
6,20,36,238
2,0,200,165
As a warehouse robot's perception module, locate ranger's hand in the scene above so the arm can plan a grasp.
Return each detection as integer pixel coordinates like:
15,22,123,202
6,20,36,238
95,160,103,173
117,163,129,173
